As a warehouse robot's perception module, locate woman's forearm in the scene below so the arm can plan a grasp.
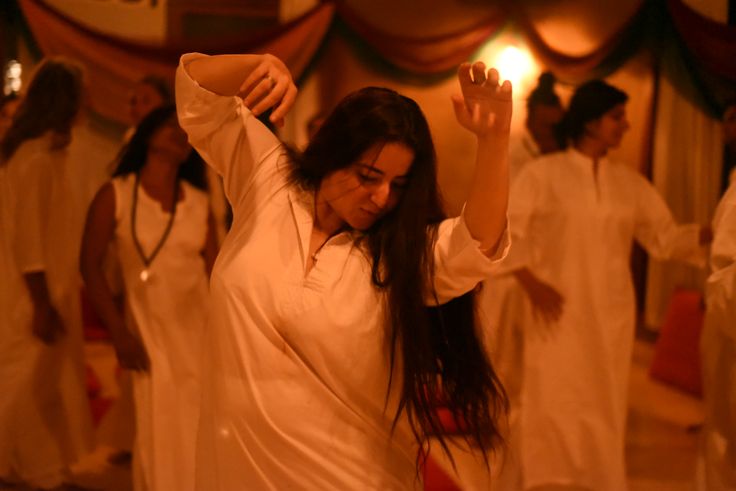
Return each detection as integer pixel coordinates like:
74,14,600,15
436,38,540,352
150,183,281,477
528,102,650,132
186,54,268,96
81,266,127,337
464,132,510,252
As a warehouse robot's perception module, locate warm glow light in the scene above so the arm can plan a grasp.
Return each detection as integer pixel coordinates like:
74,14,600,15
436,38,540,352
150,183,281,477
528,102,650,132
495,46,534,90
4,60,22,96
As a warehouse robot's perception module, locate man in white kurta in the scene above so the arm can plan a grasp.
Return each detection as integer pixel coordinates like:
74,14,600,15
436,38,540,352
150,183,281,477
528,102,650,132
496,148,703,490
699,179,736,490
0,131,95,488
176,53,510,490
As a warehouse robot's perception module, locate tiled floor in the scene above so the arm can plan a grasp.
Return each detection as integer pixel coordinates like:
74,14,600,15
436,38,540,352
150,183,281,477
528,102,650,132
53,337,704,491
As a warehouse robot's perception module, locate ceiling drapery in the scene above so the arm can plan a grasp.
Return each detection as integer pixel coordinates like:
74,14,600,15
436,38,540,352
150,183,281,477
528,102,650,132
14,0,736,124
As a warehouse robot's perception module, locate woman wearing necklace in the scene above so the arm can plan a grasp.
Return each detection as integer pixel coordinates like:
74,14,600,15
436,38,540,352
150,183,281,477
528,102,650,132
80,105,218,491
176,52,511,489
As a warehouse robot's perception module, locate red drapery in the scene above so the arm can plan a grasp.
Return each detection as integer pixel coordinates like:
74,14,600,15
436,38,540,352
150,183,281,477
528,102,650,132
667,0,736,82
514,1,648,82
336,3,508,74
18,0,335,124
16,0,736,123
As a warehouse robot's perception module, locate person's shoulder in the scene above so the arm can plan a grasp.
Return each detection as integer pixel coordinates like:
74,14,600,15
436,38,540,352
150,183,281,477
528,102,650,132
521,150,568,176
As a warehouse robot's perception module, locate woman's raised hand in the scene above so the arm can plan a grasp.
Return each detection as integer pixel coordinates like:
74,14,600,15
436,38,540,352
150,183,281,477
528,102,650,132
452,62,512,137
237,54,297,128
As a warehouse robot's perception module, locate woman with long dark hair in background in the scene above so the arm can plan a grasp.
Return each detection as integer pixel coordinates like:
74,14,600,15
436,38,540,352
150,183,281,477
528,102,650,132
80,105,217,491
0,57,94,490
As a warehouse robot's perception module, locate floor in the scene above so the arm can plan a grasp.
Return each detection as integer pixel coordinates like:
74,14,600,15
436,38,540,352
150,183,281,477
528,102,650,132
8,336,702,491
429,338,705,490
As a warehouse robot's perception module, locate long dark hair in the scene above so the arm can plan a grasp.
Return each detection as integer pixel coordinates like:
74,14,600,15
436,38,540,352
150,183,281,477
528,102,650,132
286,87,507,467
561,79,628,144
113,105,206,190
1,57,84,162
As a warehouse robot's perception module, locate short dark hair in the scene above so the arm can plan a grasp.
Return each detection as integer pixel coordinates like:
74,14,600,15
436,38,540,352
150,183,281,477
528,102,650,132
562,79,628,142
527,71,561,113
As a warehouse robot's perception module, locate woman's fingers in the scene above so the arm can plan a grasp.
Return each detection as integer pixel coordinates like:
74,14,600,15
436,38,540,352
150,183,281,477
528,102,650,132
485,67,499,87
238,57,297,122
458,63,474,86
471,62,487,85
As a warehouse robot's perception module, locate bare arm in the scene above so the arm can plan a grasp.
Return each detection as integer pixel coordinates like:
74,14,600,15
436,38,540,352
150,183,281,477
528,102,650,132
185,53,297,127
80,183,148,371
451,62,512,253
513,267,564,324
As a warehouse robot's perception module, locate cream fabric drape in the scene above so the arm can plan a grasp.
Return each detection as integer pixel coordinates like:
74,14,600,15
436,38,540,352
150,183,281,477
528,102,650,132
644,74,722,329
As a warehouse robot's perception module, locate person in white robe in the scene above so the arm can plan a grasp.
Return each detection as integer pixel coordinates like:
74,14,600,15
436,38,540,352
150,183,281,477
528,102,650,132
80,105,217,491
176,53,512,489
481,70,564,420
507,71,565,181
495,79,710,491
0,58,94,490
698,176,736,490
94,74,173,466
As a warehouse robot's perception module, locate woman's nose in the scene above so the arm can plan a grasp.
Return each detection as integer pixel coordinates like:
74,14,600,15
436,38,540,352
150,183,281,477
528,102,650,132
370,182,391,209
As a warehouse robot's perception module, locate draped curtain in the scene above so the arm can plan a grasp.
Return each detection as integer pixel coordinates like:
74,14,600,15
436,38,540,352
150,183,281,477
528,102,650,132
15,0,736,123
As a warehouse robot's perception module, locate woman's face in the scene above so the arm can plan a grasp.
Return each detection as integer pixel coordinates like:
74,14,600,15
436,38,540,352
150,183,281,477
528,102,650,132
129,82,165,125
587,103,630,149
319,142,414,231
148,117,191,165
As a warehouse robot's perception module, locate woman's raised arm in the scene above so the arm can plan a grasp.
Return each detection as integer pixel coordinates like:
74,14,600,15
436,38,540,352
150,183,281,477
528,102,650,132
451,62,512,255
184,53,297,127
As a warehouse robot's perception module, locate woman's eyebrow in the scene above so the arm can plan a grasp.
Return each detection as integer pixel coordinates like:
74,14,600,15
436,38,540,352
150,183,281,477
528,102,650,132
357,164,409,179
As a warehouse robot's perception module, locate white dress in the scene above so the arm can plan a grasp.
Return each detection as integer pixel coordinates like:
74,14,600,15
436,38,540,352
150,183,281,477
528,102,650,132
498,148,703,490
0,133,94,488
110,174,210,491
699,179,736,490
176,52,509,490
507,129,540,183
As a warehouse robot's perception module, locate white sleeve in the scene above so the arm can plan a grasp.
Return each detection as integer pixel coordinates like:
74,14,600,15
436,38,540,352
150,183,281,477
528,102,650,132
632,174,703,265
429,211,510,305
175,52,283,208
711,183,736,272
493,167,538,275
13,153,52,273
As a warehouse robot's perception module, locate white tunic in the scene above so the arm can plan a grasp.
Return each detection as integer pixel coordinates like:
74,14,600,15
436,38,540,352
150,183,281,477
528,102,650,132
176,53,509,490
500,148,702,491
110,174,210,491
507,130,540,184
0,133,94,488
699,180,736,490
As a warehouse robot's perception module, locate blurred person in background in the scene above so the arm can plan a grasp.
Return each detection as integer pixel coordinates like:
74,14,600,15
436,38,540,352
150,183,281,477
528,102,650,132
495,79,711,491
0,57,94,491
81,105,216,491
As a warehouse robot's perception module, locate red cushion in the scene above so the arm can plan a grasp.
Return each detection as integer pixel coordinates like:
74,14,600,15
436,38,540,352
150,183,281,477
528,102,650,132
423,455,461,491
86,364,102,398
649,288,704,397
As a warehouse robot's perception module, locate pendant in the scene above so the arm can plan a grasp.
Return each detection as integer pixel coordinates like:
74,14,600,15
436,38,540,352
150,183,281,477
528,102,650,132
139,269,151,283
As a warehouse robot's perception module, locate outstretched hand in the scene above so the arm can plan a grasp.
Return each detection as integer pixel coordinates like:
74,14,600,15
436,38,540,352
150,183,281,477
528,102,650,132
451,62,512,137
237,54,297,128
